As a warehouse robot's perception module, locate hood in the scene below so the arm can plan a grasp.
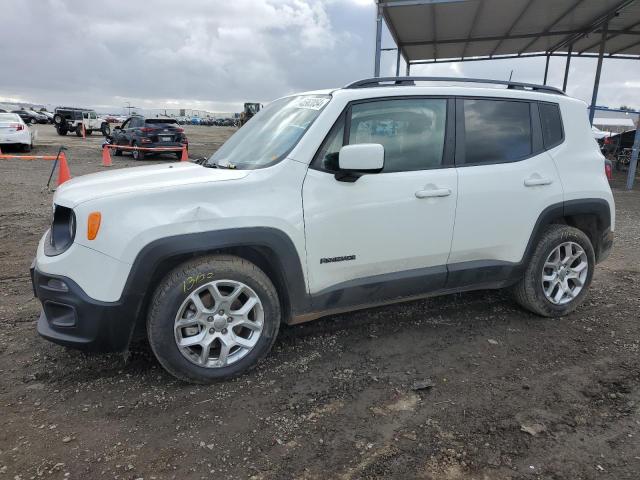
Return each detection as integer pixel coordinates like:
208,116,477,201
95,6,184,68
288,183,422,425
54,162,250,208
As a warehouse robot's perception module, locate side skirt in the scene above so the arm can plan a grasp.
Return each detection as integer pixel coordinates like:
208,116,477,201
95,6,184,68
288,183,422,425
291,261,521,325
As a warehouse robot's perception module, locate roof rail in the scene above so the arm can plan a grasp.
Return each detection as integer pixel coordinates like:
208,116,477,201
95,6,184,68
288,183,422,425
344,77,565,95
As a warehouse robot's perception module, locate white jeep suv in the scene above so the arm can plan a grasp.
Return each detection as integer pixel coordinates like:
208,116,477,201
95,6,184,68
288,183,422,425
31,77,614,383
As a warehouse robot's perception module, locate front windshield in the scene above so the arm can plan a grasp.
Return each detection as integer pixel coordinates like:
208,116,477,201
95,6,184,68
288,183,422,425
207,94,330,169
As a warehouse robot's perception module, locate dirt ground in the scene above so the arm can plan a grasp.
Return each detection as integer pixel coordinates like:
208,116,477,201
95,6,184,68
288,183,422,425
1,125,639,480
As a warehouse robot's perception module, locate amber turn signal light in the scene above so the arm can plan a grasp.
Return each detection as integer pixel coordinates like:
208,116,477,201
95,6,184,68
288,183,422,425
87,212,101,240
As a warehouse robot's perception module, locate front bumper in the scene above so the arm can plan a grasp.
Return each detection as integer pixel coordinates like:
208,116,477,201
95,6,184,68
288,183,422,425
31,265,136,352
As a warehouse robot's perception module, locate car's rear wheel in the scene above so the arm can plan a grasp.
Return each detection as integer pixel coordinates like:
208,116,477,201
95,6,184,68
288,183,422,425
85,129,93,136
512,225,595,317
22,143,31,153
147,255,281,383
56,124,67,136
101,123,110,137
131,142,144,160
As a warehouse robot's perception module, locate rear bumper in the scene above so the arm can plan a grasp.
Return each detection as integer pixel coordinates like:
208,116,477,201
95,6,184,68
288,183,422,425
0,130,31,145
32,265,136,352
139,140,187,150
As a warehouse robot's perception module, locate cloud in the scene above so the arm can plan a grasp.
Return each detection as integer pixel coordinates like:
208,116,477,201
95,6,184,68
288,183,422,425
1,0,638,113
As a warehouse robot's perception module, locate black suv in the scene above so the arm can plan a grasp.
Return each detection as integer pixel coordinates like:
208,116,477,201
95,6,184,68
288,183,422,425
110,116,188,160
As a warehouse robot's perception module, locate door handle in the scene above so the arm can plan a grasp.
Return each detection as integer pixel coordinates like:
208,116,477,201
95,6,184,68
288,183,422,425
415,187,451,198
524,176,553,187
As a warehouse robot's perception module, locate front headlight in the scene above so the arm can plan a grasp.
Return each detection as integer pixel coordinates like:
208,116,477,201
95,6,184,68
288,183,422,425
44,204,76,256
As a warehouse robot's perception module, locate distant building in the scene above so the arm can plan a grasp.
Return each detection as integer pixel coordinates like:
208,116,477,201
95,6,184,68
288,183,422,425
592,109,639,134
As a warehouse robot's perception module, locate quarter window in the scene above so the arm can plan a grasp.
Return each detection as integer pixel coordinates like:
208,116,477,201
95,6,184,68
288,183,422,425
463,99,532,164
539,103,564,149
315,98,447,173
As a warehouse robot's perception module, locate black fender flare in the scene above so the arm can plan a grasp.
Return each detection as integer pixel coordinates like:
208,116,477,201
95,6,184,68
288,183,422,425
521,198,611,266
119,227,310,331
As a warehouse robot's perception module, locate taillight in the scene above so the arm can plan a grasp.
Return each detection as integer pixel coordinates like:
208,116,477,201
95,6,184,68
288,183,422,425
604,137,611,144
10,123,24,131
176,127,184,133
605,162,612,180
140,127,154,133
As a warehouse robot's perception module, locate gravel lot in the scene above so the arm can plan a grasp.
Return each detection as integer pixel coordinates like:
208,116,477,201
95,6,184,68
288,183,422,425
1,125,639,479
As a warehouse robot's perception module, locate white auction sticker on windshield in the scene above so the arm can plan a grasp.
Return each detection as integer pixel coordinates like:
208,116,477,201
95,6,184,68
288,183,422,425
291,97,329,110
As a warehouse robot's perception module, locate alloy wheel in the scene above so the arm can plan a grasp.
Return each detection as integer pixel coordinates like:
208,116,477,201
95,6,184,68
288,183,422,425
174,280,264,368
541,241,588,305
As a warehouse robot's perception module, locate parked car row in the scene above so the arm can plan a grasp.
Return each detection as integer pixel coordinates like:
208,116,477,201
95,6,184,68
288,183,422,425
174,116,238,126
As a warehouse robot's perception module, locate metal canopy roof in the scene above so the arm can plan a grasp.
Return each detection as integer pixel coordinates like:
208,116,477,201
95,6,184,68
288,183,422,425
379,0,640,63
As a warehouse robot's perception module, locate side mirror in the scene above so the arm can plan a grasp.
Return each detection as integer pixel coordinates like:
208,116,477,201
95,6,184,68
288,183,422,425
336,144,384,182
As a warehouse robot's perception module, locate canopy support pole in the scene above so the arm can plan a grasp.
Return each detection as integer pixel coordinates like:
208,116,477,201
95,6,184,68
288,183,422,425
562,45,572,91
395,48,401,76
627,125,639,190
374,6,382,77
589,21,608,125
543,54,550,85
406,62,411,76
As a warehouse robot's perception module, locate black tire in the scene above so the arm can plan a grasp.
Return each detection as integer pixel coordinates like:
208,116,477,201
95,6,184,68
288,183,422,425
113,147,122,156
53,114,64,125
22,143,32,153
147,255,281,383
30,117,37,125
132,142,144,160
101,123,110,137
56,125,68,136
86,129,93,136
75,125,83,137
512,225,595,317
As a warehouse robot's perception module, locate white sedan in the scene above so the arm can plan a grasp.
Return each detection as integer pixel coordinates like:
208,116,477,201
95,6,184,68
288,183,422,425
0,113,36,152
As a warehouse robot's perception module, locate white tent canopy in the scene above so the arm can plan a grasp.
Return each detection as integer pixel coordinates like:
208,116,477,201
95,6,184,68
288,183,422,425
593,118,636,127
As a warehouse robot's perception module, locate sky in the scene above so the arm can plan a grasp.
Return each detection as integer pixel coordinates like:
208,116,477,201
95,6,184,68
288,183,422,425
0,0,638,114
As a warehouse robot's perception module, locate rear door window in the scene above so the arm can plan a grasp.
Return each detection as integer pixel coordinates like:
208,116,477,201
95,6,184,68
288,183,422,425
538,103,564,149
462,99,532,164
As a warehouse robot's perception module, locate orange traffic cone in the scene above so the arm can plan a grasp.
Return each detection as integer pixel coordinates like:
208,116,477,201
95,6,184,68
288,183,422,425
102,145,112,167
180,145,188,162
57,152,72,186
82,123,86,139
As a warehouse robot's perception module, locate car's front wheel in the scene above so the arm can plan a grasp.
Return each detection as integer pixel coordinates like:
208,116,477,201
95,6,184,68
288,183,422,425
147,255,281,383
512,224,595,317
